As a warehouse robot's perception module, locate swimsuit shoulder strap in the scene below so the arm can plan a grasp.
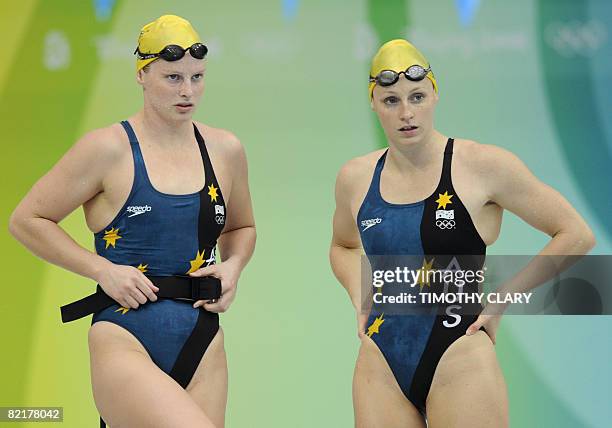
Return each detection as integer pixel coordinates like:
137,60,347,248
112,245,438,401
437,138,455,190
365,149,389,202
193,123,221,189
119,120,148,188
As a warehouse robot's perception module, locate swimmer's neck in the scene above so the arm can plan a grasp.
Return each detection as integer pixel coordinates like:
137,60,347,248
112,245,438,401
131,107,196,147
386,129,448,173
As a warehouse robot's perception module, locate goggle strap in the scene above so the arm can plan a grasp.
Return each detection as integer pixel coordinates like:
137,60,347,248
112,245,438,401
370,65,432,85
134,43,207,61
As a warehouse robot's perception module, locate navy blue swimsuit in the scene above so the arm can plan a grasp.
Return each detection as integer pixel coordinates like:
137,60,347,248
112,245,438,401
92,120,226,374
357,139,486,415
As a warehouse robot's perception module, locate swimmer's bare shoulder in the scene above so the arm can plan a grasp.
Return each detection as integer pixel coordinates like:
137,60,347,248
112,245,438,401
193,121,247,202
336,149,386,218
452,138,530,201
194,122,243,160
14,123,130,224
453,138,518,170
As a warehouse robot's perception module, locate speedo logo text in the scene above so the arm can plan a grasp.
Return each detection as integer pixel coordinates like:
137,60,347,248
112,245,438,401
361,217,382,231
127,205,152,218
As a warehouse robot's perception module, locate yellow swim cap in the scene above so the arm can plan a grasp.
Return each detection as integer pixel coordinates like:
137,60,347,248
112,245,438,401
135,15,201,72
368,39,438,99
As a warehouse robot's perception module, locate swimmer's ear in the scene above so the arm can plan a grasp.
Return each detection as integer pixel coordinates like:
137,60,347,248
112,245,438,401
370,85,377,110
136,69,146,86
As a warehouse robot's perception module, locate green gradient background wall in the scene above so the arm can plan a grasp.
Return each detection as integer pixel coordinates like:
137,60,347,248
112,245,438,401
1,0,611,427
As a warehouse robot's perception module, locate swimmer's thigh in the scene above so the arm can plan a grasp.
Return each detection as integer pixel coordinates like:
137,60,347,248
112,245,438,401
426,331,508,428
88,321,215,428
353,336,426,428
185,327,228,428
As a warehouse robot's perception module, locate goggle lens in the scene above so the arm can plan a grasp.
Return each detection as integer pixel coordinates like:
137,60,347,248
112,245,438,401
406,65,427,80
377,70,399,86
189,43,208,59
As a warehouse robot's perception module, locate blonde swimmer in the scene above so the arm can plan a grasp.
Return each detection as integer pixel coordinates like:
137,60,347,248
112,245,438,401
330,39,594,427
10,15,255,427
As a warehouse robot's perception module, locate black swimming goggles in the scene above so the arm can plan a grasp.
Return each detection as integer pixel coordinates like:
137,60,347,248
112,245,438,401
369,64,432,87
134,42,208,62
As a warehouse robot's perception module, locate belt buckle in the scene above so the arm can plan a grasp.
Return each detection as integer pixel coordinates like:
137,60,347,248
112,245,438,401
190,277,206,300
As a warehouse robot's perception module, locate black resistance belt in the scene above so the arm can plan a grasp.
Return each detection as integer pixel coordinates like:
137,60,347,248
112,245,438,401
60,275,221,323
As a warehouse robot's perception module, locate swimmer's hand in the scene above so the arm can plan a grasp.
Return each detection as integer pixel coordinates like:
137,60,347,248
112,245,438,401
357,311,368,339
189,260,240,313
466,303,507,344
97,264,159,309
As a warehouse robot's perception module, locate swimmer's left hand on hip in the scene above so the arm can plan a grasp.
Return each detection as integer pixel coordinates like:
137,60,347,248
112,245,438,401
189,261,239,312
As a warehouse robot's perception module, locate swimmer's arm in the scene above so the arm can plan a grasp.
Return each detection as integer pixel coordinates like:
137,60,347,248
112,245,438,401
217,136,256,272
479,144,595,295
330,164,367,311
8,129,118,282
482,144,595,254
192,136,255,311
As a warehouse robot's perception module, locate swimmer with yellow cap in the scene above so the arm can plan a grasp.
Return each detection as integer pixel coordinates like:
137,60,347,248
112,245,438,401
367,39,442,149
331,38,591,425
9,13,256,428
133,14,211,120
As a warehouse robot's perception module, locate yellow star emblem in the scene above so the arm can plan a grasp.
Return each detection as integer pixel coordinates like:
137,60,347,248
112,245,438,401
187,249,206,274
137,263,148,273
102,227,122,249
207,184,219,202
366,314,385,337
435,191,453,209
115,306,130,315
417,258,435,291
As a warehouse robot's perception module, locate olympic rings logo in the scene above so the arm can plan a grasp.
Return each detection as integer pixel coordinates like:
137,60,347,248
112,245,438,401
545,20,607,57
436,219,455,229
215,215,225,225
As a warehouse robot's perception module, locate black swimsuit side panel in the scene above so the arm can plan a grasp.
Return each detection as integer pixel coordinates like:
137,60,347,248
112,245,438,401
169,125,225,386
409,139,487,413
